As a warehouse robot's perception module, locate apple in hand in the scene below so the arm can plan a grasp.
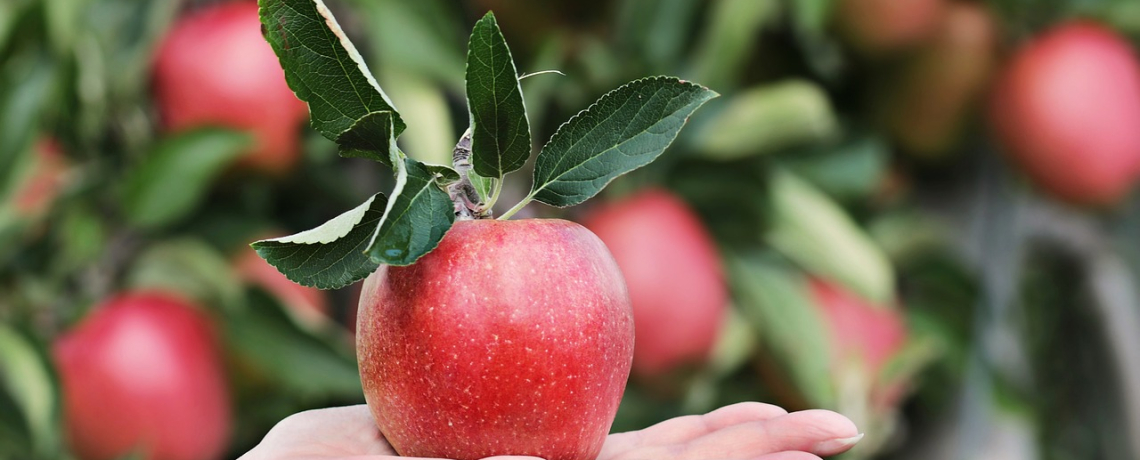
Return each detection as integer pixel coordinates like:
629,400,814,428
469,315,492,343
356,219,634,460
990,21,1140,205
53,291,231,460
582,188,727,379
152,1,309,175
808,278,907,409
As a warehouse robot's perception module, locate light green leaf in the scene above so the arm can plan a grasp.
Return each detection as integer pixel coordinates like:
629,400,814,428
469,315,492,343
729,254,835,408
766,170,895,305
336,111,396,166
695,80,839,160
529,76,717,208
688,0,778,91
258,0,405,141
0,325,58,458
468,170,495,204
466,12,531,179
122,128,251,229
253,192,387,290
366,156,455,266
126,239,245,312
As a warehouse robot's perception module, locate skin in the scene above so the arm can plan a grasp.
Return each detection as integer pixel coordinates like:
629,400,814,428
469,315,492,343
582,189,727,378
357,219,633,460
238,403,862,460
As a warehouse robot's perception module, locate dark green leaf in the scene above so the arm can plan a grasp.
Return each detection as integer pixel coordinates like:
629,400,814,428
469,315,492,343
0,55,55,196
121,128,251,229
422,163,460,185
366,156,455,266
336,111,396,166
466,12,531,179
259,0,405,141
253,192,388,290
529,76,717,207
0,325,59,458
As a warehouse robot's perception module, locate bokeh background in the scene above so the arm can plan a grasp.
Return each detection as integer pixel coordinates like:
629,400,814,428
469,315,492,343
3,0,1140,459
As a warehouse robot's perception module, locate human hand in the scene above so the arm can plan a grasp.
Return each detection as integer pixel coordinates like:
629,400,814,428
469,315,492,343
238,403,862,460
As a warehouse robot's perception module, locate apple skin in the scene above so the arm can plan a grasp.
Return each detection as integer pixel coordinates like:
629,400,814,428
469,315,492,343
835,0,946,56
808,278,907,408
52,291,231,460
581,188,727,379
990,22,1140,205
152,1,308,175
357,219,634,460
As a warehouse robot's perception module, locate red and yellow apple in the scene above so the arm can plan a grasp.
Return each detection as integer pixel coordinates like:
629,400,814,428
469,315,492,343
356,219,634,460
152,1,309,175
53,291,231,460
990,21,1140,205
581,188,727,379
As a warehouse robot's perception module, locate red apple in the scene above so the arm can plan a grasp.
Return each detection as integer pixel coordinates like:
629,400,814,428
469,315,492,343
581,188,727,379
234,244,329,328
53,291,231,460
835,0,946,56
356,219,634,460
152,1,308,175
808,278,907,408
990,21,1140,205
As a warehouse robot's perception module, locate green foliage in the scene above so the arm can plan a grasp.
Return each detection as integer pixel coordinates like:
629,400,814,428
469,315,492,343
528,77,718,208
466,12,531,179
363,156,455,266
122,128,251,229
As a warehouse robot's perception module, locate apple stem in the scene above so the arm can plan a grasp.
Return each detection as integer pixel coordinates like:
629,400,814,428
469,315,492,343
498,193,533,220
448,129,491,220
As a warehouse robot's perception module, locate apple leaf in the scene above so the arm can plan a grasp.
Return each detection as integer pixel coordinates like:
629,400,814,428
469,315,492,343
122,128,251,229
336,110,397,167
465,12,531,179
258,0,405,145
728,254,835,408
253,192,387,290
365,155,455,266
766,170,895,305
0,325,59,459
528,76,717,208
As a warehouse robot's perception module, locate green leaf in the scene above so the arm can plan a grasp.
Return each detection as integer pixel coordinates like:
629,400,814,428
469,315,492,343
728,254,835,408
126,239,245,312
0,325,59,458
0,55,56,196
122,128,251,229
366,156,455,266
422,163,460,185
253,192,387,290
687,0,777,91
336,111,396,166
258,0,405,141
779,135,889,200
468,170,495,204
529,76,717,208
695,80,839,160
466,12,531,179
765,170,895,305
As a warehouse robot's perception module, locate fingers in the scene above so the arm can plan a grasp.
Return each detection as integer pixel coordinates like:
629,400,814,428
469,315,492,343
754,452,823,460
601,402,788,457
671,410,861,459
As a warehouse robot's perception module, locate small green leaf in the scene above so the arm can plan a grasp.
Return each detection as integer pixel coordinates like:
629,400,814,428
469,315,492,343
468,170,495,204
695,80,839,160
729,254,835,408
422,163,460,185
366,156,455,266
766,170,895,305
253,192,388,290
529,76,717,208
336,111,396,166
122,128,251,229
259,0,405,141
466,12,531,179
0,325,59,458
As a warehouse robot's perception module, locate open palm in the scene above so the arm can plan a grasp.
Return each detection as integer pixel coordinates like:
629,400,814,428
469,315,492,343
239,403,862,460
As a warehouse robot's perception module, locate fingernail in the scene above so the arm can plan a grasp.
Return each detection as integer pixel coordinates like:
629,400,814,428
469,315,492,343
812,433,864,454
